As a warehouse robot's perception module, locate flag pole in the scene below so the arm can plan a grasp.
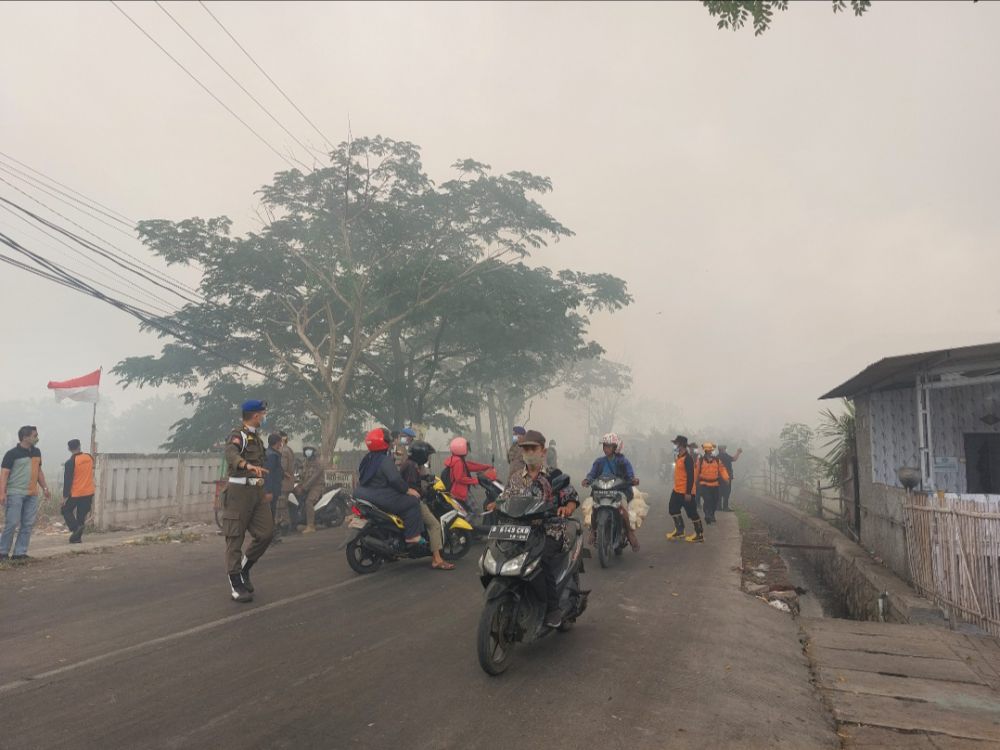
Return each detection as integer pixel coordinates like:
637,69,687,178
90,366,101,456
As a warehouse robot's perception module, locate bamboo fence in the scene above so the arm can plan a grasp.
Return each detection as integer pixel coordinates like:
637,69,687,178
904,493,1000,637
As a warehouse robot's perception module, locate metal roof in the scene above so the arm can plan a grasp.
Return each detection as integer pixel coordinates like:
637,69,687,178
820,341,1000,400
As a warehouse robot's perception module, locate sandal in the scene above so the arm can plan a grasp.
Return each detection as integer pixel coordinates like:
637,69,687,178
432,560,456,570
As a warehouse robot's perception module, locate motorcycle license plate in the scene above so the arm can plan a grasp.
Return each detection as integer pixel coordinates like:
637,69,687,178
488,524,531,542
348,517,368,530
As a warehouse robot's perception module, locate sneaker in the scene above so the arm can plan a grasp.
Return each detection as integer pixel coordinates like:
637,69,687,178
544,610,563,628
240,555,255,593
69,527,84,543
229,574,253,603
11,554,30,563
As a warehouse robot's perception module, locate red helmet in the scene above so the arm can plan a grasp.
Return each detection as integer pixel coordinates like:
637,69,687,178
365,427,391,452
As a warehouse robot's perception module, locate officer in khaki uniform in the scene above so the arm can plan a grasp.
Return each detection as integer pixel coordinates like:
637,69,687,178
223,399,274,602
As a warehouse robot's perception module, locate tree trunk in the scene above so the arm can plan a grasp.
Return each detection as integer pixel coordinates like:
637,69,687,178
474,393,485,463
486,389,501,464
319,400,345,466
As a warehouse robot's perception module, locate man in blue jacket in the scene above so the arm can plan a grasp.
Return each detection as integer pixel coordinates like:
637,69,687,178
581,432,640,551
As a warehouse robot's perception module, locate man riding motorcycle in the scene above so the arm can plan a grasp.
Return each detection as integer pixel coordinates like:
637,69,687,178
582,432,640,552
399,440,456,570
485,429,579,629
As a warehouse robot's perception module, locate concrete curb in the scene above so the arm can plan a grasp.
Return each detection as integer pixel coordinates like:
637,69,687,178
742,492,946,626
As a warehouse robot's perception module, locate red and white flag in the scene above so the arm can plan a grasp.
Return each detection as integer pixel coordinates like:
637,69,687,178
47,369,101,403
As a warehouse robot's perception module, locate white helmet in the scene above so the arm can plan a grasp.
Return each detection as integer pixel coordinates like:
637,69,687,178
600,432,622,453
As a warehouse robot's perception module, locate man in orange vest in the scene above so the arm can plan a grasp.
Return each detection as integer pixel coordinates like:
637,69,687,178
666,435,705,543
62,439,95,544
696,442,730,525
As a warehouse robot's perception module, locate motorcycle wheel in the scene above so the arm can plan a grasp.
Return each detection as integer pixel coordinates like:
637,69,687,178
597,512,614,568
441,529,471,561
324,503,346,528
477,595,516,676
346,536,383,574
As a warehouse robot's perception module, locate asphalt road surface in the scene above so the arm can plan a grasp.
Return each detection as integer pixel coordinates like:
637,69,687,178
0,495,837,749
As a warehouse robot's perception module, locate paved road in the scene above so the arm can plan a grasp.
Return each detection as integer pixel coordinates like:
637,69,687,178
0,496,837,749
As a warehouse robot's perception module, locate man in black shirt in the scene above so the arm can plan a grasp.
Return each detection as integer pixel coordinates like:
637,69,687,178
718,446,743,512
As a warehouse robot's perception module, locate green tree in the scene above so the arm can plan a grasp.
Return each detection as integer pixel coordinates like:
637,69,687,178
815,398,856,488
564,358,633,439
114,137,575,459
703,0,871,36
777,422,816,485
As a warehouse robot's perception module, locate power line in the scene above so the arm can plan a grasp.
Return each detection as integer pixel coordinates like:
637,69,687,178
0,219,177,315
0,231,278,381
109,0,301,172
0,155,204,299
0,179,204,305
0,161,137,239
198,0,336,152
154,0,320,168
0,150,135,225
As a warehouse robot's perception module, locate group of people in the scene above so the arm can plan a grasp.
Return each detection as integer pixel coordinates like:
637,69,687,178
0,425,97,561
665,434,742,543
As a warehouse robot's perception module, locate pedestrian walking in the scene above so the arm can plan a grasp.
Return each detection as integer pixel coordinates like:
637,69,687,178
223,400,274,603
695,443,730,525
665,435,704,543
264,434,284,544
62,438,95,544
0,425,51,561
718,445,743,512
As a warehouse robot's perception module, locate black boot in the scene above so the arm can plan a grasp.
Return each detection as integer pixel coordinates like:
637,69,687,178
686,519,705,543
240,555,255,593
665,514,685,541
229,573,253,602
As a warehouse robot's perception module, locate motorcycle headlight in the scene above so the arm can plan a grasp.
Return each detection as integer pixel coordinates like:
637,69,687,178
523,556,541,576
481,548,499,575
500,552,528,576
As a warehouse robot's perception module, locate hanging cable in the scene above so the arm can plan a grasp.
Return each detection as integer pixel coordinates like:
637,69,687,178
109,0,302,171
155,1,320,167
198,0,336,152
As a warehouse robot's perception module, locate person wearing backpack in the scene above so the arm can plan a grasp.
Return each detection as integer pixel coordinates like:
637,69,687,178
442,437,494,511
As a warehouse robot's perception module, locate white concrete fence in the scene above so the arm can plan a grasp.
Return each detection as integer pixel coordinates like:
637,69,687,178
93,453,222,530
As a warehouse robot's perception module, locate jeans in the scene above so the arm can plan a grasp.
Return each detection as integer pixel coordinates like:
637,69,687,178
1,494,40,556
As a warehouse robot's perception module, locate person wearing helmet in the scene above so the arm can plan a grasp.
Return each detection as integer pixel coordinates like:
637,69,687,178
443,437,495,509
581,432,640,551
354,428,425,548
393,426,418,467
695,443,730,525
399,441,455,571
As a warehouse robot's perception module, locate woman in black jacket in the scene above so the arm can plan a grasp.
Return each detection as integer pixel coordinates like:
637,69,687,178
354,428,425,545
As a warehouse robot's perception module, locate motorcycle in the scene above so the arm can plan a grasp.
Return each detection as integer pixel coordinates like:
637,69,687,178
424,475,477,559
475,473,589,675
454,475,504,541
589,476,633,568
287,486,352,528
345,489,475,574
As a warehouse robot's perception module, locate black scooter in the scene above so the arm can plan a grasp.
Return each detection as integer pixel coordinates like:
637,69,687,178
475,473,589,675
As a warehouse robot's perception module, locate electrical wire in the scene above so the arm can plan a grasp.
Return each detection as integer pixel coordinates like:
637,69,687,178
198,0,336,152
155,0,320,167
0,182,204,305
0,149,135,225
109,0,301,171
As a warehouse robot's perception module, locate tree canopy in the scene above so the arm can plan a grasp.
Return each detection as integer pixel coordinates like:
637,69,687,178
114,137,630,456
703,1,871,36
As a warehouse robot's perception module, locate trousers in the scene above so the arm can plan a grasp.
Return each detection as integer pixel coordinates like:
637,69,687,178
62,495,93,532
222,484,274,575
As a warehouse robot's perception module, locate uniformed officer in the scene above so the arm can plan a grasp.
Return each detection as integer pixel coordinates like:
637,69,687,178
223,399,274,602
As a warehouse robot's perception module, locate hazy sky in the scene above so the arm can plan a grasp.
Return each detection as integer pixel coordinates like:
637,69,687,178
2,1,999,452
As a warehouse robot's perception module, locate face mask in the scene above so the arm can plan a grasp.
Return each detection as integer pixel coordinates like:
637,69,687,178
245,425,257,434
304,450,315,459
511,436,519,444
523,452,544,468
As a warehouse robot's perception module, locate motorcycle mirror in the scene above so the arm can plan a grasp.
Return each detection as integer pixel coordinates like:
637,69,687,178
550,473,571,492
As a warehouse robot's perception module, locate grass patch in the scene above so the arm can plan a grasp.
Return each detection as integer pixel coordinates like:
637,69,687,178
733,506,751,531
